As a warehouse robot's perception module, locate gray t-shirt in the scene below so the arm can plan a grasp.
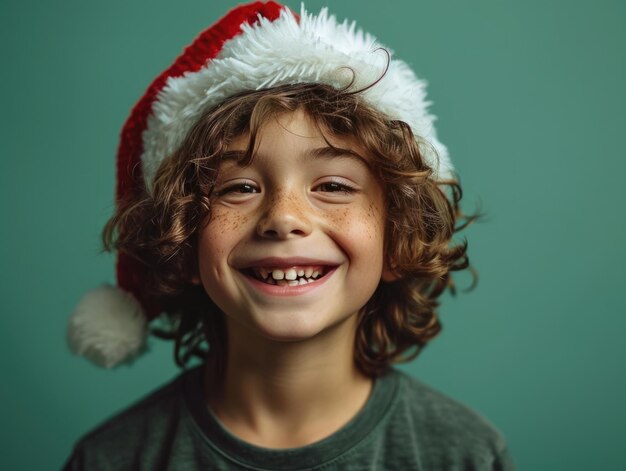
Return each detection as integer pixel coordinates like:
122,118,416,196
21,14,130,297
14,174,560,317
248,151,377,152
63,366,513,470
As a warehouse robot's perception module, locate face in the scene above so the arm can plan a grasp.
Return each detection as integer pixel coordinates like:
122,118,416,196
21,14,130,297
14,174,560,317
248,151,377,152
195,109,389,344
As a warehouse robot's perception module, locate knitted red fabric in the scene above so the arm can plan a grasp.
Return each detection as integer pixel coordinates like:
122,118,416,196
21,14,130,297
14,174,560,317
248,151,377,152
115,1,285,319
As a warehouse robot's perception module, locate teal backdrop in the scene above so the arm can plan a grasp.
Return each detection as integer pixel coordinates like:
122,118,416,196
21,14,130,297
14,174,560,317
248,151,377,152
1,0,624,469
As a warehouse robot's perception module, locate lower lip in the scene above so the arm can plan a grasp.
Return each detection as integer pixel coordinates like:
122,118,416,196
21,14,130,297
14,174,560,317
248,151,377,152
239,268,337,297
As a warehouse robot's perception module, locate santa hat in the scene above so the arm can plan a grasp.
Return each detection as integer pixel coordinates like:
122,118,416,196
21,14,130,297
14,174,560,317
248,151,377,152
68,1,453,368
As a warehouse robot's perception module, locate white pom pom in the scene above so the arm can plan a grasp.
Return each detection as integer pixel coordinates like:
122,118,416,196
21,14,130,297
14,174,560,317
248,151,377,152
68,285,148,368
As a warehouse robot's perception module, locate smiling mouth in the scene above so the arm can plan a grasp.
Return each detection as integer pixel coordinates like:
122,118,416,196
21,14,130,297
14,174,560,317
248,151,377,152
242,265,332,286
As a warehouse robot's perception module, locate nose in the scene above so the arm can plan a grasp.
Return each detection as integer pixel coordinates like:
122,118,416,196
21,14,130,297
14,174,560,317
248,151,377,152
256,189,313,239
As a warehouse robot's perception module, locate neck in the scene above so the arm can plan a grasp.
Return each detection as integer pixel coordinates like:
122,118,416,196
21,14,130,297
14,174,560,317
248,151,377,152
203,314,374,448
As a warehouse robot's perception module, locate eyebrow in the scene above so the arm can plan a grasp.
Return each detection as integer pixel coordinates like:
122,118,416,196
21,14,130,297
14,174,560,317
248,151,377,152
305,146,369,166
219,146,369,167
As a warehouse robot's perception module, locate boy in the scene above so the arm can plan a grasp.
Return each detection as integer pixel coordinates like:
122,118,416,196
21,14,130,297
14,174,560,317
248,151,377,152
65,2,513,469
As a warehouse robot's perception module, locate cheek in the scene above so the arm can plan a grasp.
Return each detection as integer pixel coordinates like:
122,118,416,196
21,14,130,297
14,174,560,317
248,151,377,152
207,208,250,237
326,203,386,258
196,210,248,299
365,200,386,242
198,209,250,265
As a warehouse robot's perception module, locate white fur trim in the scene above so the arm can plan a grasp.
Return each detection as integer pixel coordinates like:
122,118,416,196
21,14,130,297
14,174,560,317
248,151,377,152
141,6,452,189
67,285,147,368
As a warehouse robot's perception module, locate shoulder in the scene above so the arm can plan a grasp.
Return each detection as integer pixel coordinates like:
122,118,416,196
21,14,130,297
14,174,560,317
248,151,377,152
394,370,505,438
386,369,513,469
63,368,196,470
81,372,185,443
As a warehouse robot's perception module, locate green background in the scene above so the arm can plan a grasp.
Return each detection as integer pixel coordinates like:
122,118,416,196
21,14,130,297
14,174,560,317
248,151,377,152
2,0,624,469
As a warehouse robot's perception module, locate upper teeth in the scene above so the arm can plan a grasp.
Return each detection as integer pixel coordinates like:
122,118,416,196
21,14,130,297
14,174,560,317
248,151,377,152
272,268,315,280
254,267,324,281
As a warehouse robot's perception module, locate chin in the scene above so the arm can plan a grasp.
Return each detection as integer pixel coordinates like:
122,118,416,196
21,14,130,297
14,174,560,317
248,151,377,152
248,311,350,343
255,321,326,342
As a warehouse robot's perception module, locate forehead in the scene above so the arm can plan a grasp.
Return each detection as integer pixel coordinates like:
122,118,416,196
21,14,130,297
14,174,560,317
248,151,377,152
222,109,372,168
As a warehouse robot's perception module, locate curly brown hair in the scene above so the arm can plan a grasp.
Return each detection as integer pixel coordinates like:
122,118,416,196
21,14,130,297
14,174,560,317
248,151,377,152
103,83,478,378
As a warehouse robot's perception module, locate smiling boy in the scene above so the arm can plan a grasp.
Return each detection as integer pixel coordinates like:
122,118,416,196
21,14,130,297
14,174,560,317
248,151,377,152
65,2,513,469
197,109,386,448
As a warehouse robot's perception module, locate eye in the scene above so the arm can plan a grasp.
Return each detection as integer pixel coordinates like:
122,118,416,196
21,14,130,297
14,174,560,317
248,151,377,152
216,182,259,195
213,180,260,203
315,180,356,193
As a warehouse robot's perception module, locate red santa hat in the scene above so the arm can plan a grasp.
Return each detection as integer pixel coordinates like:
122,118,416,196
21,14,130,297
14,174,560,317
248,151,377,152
68,1,453,368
